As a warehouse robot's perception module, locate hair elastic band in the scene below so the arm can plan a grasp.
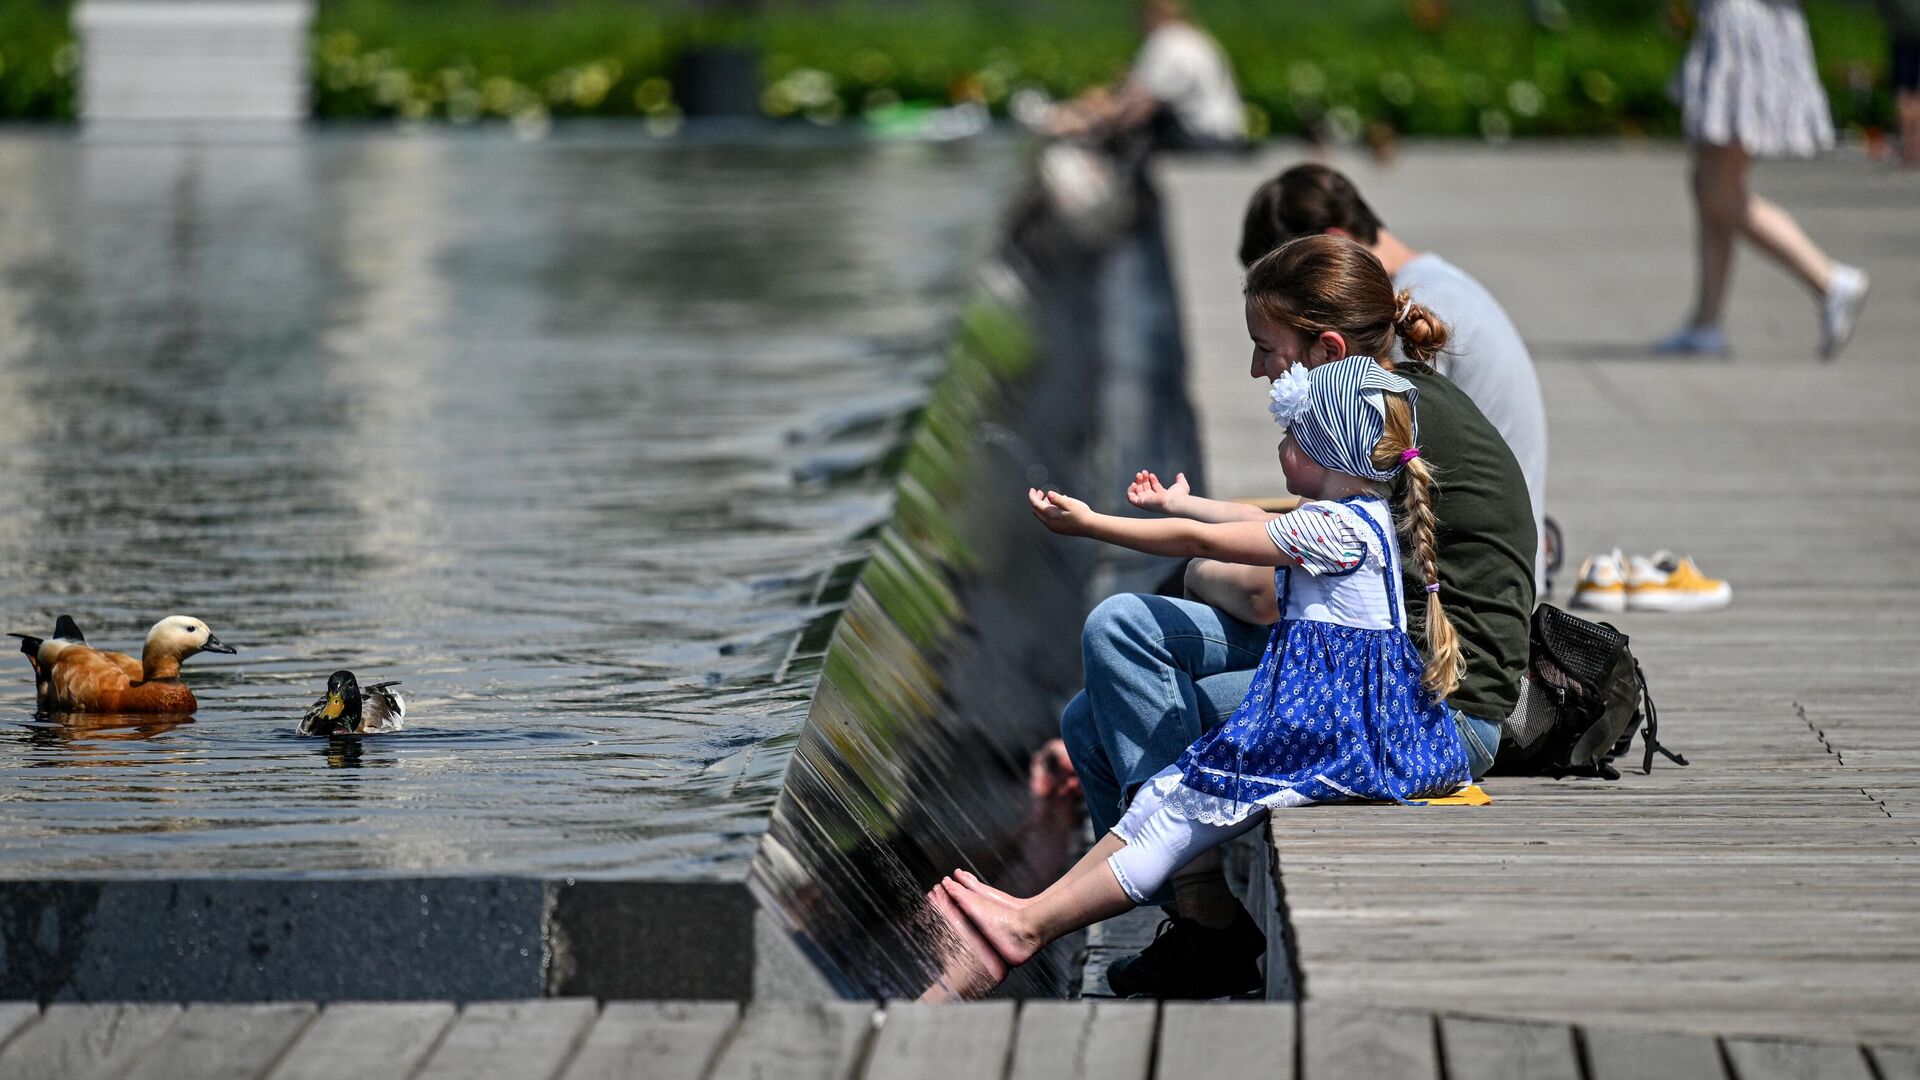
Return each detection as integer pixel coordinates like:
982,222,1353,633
1424,583,1441,594
1399,447,1422,463
1395,297,1414,323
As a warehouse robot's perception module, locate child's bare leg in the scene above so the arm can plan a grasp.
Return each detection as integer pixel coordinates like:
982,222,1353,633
953,827,1132,909
952,869,1028,908
945,833,1134,966
919,878,1008,1001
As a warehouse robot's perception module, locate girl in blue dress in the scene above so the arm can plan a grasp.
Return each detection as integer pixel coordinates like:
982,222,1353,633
940,353,1473,987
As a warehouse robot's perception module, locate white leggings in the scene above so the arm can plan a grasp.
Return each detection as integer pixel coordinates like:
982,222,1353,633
1105,767,1269,905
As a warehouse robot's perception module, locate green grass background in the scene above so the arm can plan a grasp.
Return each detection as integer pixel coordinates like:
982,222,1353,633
0,0,1898,136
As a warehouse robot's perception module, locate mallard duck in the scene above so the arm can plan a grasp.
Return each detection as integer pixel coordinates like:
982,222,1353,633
299,670,405,736
10,615,235,714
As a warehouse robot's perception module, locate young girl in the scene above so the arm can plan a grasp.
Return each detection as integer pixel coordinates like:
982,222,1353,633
940,354,1472,984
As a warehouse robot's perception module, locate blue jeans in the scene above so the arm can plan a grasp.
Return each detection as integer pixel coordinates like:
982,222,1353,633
1454,709,1502,781
1059,593,1505,848
1058,594,1270,843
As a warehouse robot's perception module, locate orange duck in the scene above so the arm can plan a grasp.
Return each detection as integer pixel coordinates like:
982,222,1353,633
11,615,235,714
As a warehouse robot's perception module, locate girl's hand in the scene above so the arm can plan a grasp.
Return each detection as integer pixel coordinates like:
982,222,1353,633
1126,470,1189,513
1028,488,1095,535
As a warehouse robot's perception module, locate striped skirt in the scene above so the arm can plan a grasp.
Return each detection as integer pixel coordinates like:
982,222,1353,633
1671,0,1834,158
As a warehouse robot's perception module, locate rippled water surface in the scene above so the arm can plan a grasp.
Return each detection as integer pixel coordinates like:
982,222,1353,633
0,130,1018,877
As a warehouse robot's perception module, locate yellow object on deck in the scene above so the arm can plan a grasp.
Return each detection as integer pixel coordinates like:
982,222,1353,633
1411,784,1492,806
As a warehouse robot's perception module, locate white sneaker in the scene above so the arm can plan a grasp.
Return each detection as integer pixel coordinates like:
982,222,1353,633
1570,549,1628,613
1820,264,1869,361
1652,325,1728,357
1625,551,1732,612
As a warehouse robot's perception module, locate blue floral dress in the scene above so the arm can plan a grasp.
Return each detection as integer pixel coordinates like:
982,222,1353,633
1146,496,1471,826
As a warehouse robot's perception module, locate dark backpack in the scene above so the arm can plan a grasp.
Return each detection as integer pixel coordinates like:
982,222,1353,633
1493,603,1687,780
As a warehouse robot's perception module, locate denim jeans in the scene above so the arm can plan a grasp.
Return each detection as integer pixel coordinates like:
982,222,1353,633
1057,594,1270,843
1454,709,1502,781
1058,594,1506,851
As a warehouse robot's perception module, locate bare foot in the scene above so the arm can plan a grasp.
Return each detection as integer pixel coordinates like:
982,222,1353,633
953,869,1031,910
919,879,1006,1000
943,878,1042,967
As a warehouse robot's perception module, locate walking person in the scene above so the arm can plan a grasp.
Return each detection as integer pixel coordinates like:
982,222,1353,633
1880,0,1920,167
1044,0,1246,152
936,352,1474,992
1656,0,1870,359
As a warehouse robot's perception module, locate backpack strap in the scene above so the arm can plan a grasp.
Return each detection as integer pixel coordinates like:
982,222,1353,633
1634,657,1689,773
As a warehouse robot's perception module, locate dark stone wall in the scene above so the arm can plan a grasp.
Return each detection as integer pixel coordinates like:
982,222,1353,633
748,153,1207,1000
0,878,777,1002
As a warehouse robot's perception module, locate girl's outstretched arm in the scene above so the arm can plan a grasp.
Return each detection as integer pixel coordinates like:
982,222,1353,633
1029,489,1297,567
1125,470,1279,523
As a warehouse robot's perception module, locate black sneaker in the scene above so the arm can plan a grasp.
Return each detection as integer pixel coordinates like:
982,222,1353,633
1103,910,1266,999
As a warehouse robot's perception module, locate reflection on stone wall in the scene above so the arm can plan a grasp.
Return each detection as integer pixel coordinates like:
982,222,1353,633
749,155,1204,1000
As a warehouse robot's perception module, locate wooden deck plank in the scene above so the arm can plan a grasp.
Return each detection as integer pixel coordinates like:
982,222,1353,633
1437,1016,1580,1080
0,1006,37,1054
864,1002,1015,1080
1007,1001,1156,1080
412,1000,597,1080
120,1004,314,1080
264,1003,457,1080
1869,1045,1920,1080
1159,146,1920,1043
1582,1026,1727,1080
0,1003,182,1080
706,1002,875,1080
559,1002,738,1080
1300,1002,1435,1080
1155,1003,1294,1076
1722,1038,1875,1080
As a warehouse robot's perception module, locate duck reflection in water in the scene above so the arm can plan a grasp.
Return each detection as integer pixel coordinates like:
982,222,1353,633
25,712,195,745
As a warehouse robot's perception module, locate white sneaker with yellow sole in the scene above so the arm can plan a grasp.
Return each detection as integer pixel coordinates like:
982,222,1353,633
1569,550,1628,613
1625,551,1731,612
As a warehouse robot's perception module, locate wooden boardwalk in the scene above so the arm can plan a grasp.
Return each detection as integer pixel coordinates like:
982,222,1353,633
1156,145,1920,1041
3,999,1916,1079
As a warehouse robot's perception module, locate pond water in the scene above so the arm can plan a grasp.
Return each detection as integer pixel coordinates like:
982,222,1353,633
0,130,1019,878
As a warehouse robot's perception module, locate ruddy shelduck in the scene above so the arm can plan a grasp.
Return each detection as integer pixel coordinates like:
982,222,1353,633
11,615,235,714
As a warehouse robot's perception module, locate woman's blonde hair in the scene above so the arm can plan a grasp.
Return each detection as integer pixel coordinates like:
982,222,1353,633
1371,392,1463,700
1243,234,1449,367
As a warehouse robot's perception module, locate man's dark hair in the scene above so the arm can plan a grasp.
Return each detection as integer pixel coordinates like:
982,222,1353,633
1237,163,1386,267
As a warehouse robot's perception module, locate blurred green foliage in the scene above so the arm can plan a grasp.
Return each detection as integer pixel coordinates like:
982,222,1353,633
0,0,77,120
0,0,1898,135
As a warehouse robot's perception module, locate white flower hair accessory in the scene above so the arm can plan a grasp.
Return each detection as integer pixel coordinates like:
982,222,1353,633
1267,365,1314,430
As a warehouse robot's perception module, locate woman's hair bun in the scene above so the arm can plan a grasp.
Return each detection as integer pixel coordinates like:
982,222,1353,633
1394,293,1449,365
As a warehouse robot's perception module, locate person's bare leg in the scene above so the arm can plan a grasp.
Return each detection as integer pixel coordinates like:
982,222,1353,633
1687,143,1745,329
1741,194,1833,294
945,833,1135,966
952,869,1029,909
918,880,1008,1001
1899,91,1920,167
953,823,1136,909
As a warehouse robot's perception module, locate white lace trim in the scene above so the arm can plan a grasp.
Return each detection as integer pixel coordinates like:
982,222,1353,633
1144,768,1324,827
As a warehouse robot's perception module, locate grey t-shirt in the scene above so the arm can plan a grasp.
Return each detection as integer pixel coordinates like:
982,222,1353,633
1393,252,1548,591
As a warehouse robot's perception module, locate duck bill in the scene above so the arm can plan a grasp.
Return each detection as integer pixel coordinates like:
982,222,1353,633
202,634,237,655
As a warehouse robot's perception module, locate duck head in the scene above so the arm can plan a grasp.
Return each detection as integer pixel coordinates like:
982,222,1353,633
141,615,236,680
317,670,364,734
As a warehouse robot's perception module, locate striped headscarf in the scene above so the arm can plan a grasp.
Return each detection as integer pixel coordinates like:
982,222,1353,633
1267,356,1417,482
